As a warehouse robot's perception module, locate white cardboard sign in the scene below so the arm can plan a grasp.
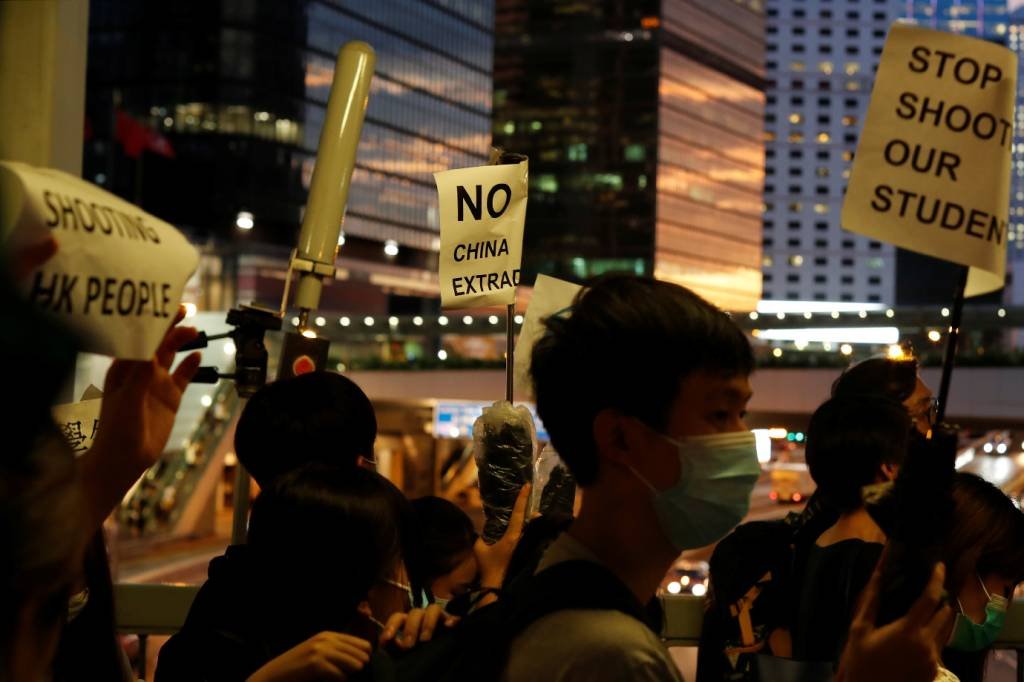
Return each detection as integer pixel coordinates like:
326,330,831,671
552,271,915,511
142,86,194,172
513,274,582,399
0,161,199,358
841,24,1017,297
434,161,528,309
52,397,102,457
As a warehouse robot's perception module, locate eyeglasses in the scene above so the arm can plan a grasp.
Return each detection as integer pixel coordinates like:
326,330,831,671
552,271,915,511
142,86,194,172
911,397,939,426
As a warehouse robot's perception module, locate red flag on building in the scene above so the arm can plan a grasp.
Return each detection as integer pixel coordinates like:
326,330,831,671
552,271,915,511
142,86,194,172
115,110,175,159
146,129,176,159
115,110,148,158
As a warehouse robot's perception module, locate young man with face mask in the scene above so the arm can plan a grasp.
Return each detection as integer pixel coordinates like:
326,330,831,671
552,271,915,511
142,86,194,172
501,275,758,682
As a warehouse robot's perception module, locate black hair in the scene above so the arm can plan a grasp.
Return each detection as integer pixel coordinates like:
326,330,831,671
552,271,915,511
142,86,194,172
247,464,414,650
530,275,753,486
944,472,1024,596
410,496,477,585
832,357,919,404
1,431,84,678
52,532,123,682
942,473,1024,682
805,395,910,513
234,372,377,488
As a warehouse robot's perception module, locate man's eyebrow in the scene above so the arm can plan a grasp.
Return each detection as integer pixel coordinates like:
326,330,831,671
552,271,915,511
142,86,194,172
719,387,753,401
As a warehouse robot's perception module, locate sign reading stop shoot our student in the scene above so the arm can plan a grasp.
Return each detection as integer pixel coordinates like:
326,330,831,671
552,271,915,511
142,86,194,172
842,23,1017,297
434,160,528,309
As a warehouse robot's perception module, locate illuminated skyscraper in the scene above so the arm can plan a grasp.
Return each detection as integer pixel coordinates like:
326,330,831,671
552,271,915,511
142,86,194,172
492,0,765,311
84,0,494,314
762,0,900,305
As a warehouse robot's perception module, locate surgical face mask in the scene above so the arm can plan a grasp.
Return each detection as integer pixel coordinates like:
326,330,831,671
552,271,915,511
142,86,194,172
626,430,760,551
384,578,415,609
948,575,1008,652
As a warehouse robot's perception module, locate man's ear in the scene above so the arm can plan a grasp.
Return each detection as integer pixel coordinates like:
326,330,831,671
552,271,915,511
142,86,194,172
880,462,898,481
593,409,639,466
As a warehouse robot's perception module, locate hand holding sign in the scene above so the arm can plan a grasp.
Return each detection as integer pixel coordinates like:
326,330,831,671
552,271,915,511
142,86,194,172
434,161,528,308
842,24,1017,297
78,307,201,533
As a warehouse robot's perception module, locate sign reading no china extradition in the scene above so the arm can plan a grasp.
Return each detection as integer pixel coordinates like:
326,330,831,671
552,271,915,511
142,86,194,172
0,161,199,359
434,160,528,309
842,24,1017,297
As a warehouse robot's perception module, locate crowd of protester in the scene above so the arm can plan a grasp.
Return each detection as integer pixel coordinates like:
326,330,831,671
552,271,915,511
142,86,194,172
4,236,1024,682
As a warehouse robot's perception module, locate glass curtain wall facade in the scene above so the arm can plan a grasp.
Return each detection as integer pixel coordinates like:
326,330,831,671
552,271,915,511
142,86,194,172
655,1,765,311
1009,9,1024,307
491,0,764,311
85,0,494,310
491,0,662,285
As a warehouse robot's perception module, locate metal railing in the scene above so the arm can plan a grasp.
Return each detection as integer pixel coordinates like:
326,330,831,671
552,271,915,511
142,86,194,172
115,584,1024,677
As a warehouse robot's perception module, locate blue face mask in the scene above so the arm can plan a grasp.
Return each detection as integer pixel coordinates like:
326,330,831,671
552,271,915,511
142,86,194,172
948,576,1008,652
627,431,760,551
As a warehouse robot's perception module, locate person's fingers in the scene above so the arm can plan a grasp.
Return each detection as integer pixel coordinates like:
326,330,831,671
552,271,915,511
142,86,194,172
305,655,345,678
379,613,407,645
332,634,373,654
172,304,186,327
924,602,956,644
121,359,157,395
399,608,426,648
906,563,946,629
419,604,446,641
157,325,199,369
171,352,202,391
506,483,532,540
327,640,372,666
313,633,370,672
103,358,133,391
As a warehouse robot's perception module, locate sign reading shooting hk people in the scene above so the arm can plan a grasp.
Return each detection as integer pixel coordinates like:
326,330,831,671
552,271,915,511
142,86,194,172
434,160,528,309
0,161,198,359
842,23,1017,296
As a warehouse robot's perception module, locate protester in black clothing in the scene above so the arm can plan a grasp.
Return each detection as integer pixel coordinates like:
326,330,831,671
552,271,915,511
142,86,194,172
411,496,478,603
156,465,415,681
832,356,936,435
792,394,910,664
501,275,757,682
234,371,378,489
1,237,201,680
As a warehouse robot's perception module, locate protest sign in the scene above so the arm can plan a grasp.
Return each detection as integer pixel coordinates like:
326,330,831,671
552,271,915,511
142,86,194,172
52,386,103,457
842,24,1017,297
513,274,582,399
0,161,198,358
434,160,528,309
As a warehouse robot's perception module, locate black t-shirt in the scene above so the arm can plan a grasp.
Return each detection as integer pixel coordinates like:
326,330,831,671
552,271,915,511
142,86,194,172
792,539,884,664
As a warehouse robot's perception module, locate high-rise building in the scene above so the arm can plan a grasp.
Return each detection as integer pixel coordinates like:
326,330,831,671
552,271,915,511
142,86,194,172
762,0,901,305
904,0,1008,36
1005,7,1024,307
492,0,765,311
84,0,494,315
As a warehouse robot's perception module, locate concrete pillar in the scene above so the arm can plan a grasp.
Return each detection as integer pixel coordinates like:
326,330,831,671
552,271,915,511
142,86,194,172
0,0,89,174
